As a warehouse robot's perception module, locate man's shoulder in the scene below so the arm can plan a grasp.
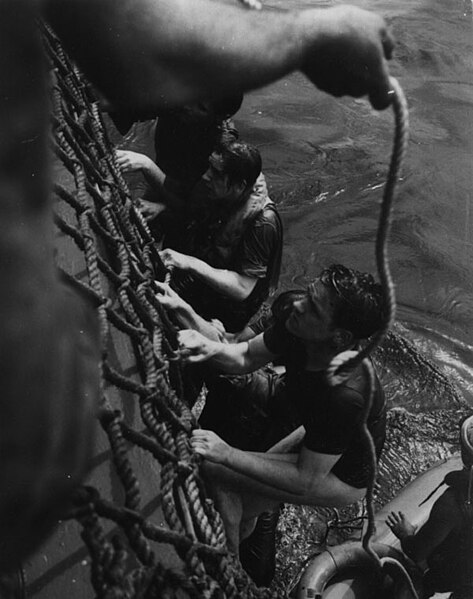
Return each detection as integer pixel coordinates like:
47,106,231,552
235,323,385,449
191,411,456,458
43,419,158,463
332,364,384,410
249,203,281,232
262,320,290,355
343,360,383,395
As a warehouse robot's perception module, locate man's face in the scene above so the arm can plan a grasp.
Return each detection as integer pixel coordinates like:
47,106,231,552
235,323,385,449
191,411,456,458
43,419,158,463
198,153,243,204
285,280,337,342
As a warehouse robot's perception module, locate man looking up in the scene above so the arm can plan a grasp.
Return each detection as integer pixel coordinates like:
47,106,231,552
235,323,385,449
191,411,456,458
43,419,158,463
177,264,387,553
159,141,283,333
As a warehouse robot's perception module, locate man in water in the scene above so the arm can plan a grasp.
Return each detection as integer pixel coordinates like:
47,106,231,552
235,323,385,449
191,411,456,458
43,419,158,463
386,415,473,599
177,264,387,554
158,141,283,334
44,0,394,113
115,95,242,223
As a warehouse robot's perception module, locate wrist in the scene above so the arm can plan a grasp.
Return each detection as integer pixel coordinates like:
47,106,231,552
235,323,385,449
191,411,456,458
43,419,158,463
222,445,236,467
174,301,190,314
186,255,202,275
142,156,155,174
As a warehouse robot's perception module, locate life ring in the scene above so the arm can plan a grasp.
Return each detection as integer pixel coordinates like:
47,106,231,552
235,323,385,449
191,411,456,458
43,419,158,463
297,541,416,599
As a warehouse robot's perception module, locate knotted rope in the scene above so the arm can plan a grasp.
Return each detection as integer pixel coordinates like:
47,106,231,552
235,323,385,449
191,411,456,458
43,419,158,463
43,22,277,599
42,6,415,598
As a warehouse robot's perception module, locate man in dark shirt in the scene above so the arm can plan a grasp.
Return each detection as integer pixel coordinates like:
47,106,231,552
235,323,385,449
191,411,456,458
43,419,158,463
386,415,473,599
177,264,387,553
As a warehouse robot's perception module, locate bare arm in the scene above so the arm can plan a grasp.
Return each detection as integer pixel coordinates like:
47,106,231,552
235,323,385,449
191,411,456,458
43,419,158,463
161,249,257,300
154,281,224,341
267,426,306,453
388,493,459,564
44,0,393,111
192,430,342,496
178,329,275,373
115,150,186,211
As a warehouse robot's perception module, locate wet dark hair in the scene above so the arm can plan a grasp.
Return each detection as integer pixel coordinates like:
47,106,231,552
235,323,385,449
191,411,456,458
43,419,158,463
310,264,385,340
218,141,262,190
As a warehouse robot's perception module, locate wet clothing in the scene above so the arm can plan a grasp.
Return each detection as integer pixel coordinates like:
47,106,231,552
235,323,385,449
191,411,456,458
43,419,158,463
167,179,283,332
262,321,386,489
402,470,473,599
201,367,295,451
201,291,386,488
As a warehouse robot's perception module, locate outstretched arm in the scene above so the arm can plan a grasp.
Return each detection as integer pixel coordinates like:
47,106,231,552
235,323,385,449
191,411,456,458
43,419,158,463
177,329,275,373
160,249,257,301
155,281,225,341
115,150,186,212
44,0,393,111
191,429,344,498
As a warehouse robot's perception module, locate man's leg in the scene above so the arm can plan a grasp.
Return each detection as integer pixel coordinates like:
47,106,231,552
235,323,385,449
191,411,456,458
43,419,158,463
212,484,244,555
202,455,366,513
201,371,301,585
205,463,280,553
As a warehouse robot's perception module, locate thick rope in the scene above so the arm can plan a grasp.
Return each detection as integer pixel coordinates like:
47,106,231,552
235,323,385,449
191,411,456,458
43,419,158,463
43,8,417,597
327,77,409,386
325,80,418,597
43,22,276,599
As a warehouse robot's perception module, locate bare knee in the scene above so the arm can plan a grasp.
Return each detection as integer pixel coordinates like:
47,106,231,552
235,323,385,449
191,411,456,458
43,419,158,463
214,486,243,554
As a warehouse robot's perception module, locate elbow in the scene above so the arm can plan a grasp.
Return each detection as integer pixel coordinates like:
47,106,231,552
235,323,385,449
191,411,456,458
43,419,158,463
232,277,257,301
231,285,254,302
300,473,330,497
292,474,313,496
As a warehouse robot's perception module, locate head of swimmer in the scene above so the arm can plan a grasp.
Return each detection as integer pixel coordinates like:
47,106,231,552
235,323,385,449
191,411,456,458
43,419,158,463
195,140,262,206
286,264,385,351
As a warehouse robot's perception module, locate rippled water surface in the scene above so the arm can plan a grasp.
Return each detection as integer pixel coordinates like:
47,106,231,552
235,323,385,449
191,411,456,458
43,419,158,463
238,0,473,406
125,0,473,408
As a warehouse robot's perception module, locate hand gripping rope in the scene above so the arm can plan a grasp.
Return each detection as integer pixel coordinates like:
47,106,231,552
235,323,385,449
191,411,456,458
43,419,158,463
326,78,418,597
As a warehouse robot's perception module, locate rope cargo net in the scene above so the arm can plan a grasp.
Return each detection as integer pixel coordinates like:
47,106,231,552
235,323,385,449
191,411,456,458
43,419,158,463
43,16,469,599
44,24,276,599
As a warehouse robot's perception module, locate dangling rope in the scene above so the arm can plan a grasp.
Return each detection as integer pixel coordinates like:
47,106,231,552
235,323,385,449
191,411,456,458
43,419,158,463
326,80,418,597
42,0,415,594
327,76,409,386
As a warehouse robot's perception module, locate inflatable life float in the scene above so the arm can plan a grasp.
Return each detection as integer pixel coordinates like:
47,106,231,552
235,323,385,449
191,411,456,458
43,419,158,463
297,454,462,599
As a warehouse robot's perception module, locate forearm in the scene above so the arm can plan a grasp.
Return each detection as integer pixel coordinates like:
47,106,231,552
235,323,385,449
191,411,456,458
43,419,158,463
400,535,425,562
43,0,310,110
400,505,454,563
224,447,308,495
172,304,223,342
140,160,185,210
188,259,257,300
199,340,254,373
268,426,306,453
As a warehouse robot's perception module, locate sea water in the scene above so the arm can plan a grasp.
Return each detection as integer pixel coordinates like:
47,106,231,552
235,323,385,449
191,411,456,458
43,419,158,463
123,0,473,410
238,0,473,409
